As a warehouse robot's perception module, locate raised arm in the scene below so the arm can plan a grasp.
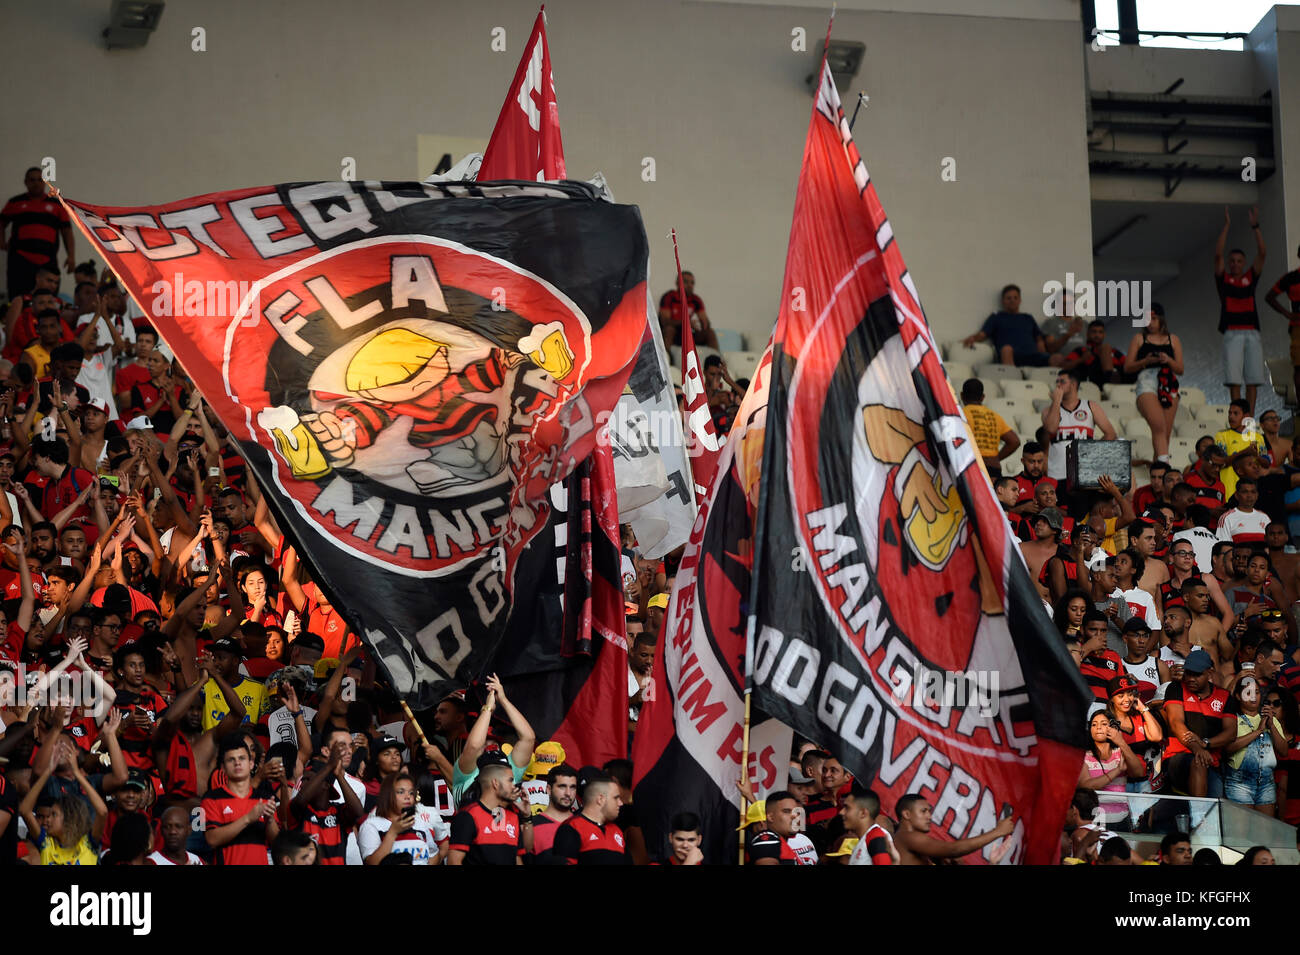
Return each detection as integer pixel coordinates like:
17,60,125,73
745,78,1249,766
1249,205,1266,274
1215,207,1230,275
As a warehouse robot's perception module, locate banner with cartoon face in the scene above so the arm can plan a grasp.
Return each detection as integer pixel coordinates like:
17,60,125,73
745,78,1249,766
747,62,1089,864
63,180,648,706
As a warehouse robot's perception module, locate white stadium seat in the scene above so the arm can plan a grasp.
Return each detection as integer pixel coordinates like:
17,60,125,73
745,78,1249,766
1169,437,1197,468
974,362,1025,383
714,328,746,351
999,379,1050,403
1022,366,1060,386
1104,383,1137,404
723,350,760,380
1191,404,1228,425
944,341,995,366
944,360,974,384
1179,386,1206,407
1078,382,1102,402
983,397,1024,421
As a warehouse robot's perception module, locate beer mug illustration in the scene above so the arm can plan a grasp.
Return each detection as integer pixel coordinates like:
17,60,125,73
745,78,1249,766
518,322,575,379
258,406,332,481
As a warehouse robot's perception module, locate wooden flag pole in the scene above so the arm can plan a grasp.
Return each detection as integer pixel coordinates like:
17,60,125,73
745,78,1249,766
400,699,430,749
738,687,753,865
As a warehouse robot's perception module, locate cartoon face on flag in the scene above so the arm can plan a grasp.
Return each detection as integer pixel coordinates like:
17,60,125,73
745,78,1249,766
61,180,648,705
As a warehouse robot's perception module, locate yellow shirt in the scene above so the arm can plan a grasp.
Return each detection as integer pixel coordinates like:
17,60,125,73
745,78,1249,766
37,830,98,865
1213,428,1265,500
202,677,269,731
964,404,1011,459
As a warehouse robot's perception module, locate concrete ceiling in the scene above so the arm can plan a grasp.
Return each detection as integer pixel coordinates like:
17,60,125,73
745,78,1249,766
1091,199,1226,284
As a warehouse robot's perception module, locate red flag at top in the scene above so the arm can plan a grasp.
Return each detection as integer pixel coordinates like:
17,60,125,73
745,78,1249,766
672,231,722,503
480,7,566,181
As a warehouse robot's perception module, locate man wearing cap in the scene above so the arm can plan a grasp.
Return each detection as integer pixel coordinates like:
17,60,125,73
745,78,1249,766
288,631,325,671
1119,619,1171,704
1088,558,1131,654
549,766,626,865
645,591,668,637
1021,506,1062,598
200,637,269,731
1161,648,1235,798
529,762,577,865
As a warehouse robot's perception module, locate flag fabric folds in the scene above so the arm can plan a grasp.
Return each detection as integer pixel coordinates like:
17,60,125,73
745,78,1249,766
479,8,566,182
743,61,1090,864
631,346,791,864
62,179,647,709
673,231,722,504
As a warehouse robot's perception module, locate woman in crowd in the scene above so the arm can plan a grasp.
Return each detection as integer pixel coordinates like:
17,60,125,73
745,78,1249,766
1054,588,1089,657
357,772,448,865
1125,305,1183,465
1224,675,1289,816
1078,710,1145,831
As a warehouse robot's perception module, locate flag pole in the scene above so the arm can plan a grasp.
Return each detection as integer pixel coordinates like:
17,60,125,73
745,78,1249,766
670,228,702,507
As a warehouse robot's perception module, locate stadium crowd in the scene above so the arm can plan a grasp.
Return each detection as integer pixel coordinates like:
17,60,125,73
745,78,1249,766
0,170,1295,865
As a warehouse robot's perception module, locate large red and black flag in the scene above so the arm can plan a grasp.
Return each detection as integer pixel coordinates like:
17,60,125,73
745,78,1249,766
62,179,647,710
631,345,792,863
744,60,1089,863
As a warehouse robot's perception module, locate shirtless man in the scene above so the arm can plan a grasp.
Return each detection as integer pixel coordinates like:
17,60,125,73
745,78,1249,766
1129,519,1170,607
894,793,1016,865
1163,539,1234,632
1021,510,1062,601
1160,602,1195,683
1265,522,1300,607
1181,580,1235,686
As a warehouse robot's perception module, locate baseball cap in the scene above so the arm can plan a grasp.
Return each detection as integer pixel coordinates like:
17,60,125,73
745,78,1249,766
373,735,403,756
1183,648,1214,674
477,749,511,771
87,397,110,415
1107,674,1140,696
124,415,154,430
647,593,669,611
525,740,566,778
1121,618,1151,635
1038,507,1064,532
826,837,859,858
209,637,243,658
122,769,152,792
789,767,815,785
737,800,766,830
293,632,325,652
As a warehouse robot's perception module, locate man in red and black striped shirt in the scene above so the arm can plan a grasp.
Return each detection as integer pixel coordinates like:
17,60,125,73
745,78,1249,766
447,760,526,865
529,763,577,865
284,740,363,865
1214,205,1267,413
1078,610,1124,703
839,785,898,865
112,642,167,774
552,767,627,865
201,737,279,865
1,168,75,298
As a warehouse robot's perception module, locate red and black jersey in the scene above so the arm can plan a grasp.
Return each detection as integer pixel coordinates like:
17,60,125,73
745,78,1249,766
0,192,69,267
1005,510,1033,542
858,823,896,865
1271,269,1300,322
114,362,151,398
552,813,628,866
528,812,569,864
1014,473,1056,505
1080,650,1125,702
746,829,799,865
162,733,199,801
1163,682,1231,765
288,802,349,865
804,798,839,828
448,801,525,866
1160,574,1203,607
114,685,167,770
1038,545,1081,588
1185,472,1226,511
23,465,95,521
1217,268,1260,331
200,784,273,865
